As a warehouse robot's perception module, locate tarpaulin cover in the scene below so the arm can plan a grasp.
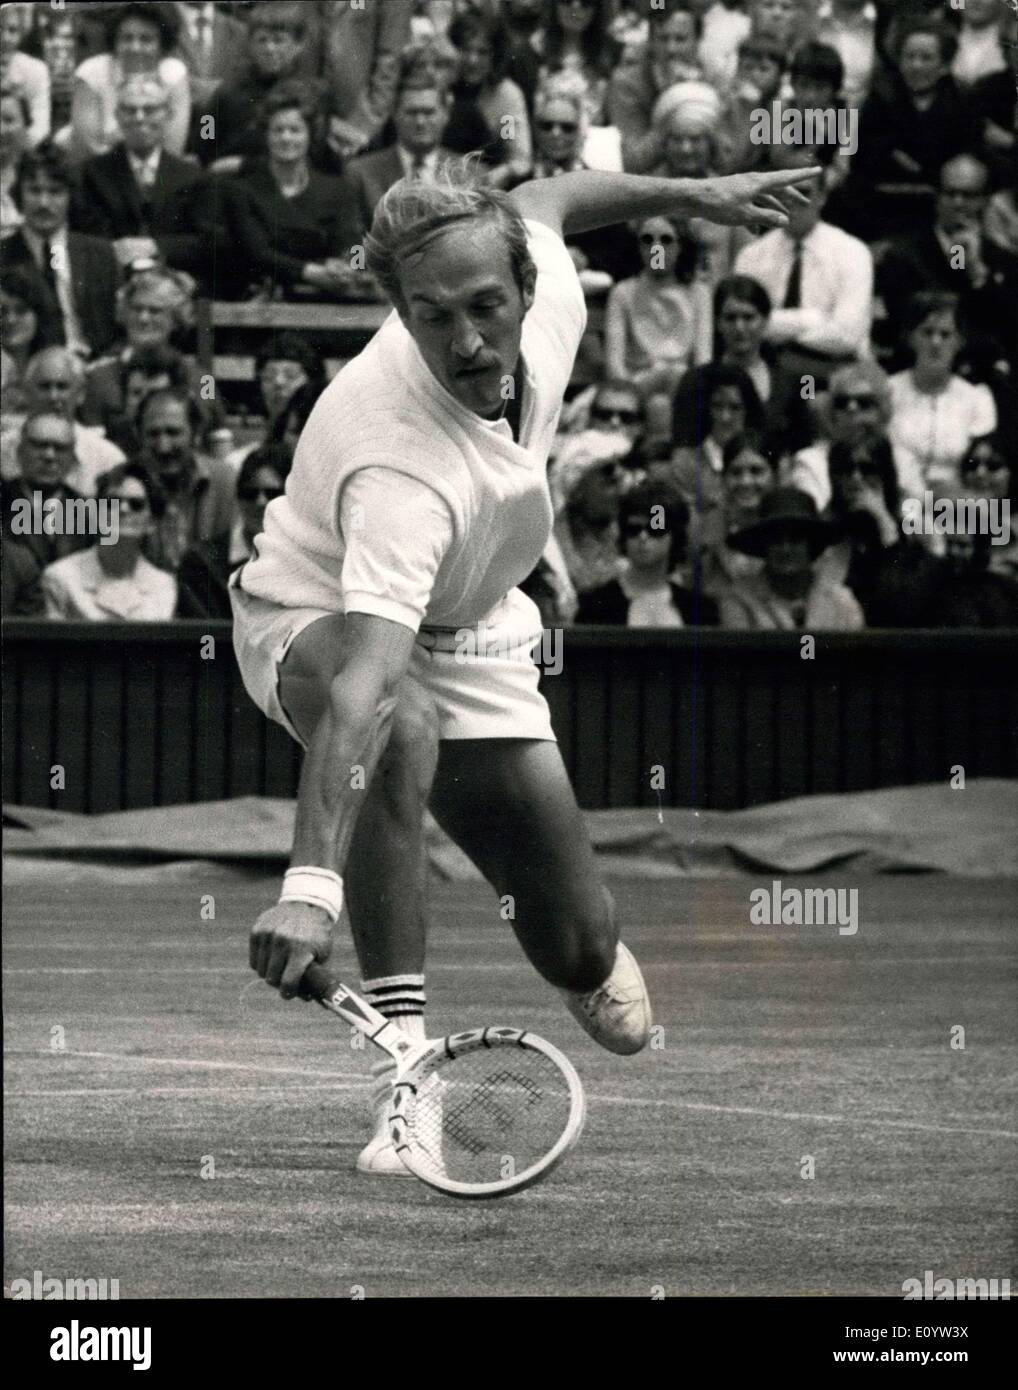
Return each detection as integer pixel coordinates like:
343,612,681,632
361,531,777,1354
4,780,1016,878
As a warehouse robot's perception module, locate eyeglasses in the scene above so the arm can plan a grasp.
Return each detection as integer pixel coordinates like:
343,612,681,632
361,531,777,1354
593,405,641,424
108,495,150,512
832,394,878,410
624,519,668,538
639,233,677,246
538,119,578,134
238,486,284,502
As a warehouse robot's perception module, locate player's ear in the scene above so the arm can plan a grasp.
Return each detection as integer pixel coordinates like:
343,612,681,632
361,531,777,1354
520,262,537,314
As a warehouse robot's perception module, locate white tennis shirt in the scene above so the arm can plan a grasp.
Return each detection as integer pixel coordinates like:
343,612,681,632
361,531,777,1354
239,219,586,632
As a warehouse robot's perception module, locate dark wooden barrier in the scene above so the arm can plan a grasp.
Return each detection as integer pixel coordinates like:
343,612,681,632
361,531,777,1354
3,622,1016,813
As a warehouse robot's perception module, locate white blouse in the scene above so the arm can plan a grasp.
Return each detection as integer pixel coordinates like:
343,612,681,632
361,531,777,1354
888,372,998,492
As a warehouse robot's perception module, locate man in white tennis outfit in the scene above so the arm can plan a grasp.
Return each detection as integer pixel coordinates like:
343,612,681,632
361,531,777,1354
236,154,817,1174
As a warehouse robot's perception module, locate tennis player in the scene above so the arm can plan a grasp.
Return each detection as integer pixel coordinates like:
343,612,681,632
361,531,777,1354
235,156,817,1173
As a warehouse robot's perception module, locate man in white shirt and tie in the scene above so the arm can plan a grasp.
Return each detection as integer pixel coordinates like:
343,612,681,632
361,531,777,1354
734,142,873,389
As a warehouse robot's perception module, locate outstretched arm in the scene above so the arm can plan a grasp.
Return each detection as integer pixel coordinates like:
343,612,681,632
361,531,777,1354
508,166,822,237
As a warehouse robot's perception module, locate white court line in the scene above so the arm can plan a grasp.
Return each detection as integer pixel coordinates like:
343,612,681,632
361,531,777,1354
6,1050,1016,1140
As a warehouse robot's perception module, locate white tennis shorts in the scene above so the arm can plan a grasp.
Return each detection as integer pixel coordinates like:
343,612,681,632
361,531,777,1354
229,577,556,747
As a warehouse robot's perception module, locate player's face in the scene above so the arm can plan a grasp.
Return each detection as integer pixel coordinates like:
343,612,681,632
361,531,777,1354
398,221,535,419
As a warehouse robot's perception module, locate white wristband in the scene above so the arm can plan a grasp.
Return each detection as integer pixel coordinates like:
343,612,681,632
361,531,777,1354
280,866,344,923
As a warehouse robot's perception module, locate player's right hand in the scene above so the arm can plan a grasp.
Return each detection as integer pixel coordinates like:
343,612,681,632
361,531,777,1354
249,902,333,1001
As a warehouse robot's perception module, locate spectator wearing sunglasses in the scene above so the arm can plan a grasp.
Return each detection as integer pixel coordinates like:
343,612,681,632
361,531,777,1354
959,433,1017,584
548,379,644,514
821,436,942,627
720,484,863,630
787,361,922,514
605,214,712,432
576,479,718,627
176,442,293,619
41,461,177,621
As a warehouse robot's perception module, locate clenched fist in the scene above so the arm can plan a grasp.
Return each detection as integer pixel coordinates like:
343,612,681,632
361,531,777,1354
249,901,334,1000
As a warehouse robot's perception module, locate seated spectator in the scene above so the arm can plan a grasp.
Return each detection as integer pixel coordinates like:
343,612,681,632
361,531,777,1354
576,479,719,626
220,83,360,301
1,346,124,494
604,214,712,423
81,267,199,426
958,433,1017,583
734,143,872,390
515,72,638,283
228,334,326,470
549,378,645,514
0,264,63,377
345,79,456,239
669,363,765,527
888,291,997,494
556,463,626,596
750,0,812,52
70,2,190,162
175,0,249,110
787,359,923,511
177,441,293,619
1,410,91,571
2,525,44,614
721,484,863,628
1,141,119,359
672,274,816,458
838,17,978,243
876,154,1018,381
269,379,322,453
821,435,942,626
0,80,29,238
34,9,77,137
101,342,189,457
136,385,236,573
42,461,177,620
814,0,877,108
0,2,50,146
717,31,786,174
73,74,218,284
788,40,852,188
688,427,780,595
196,0,324,169
529,0,622,127
443,6,532,189
609,1,707,173
952,0,1007,88
699,1,752,90
931,529,1018,629
648,81,749,285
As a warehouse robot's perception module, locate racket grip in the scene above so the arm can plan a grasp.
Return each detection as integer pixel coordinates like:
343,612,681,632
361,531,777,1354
300,961,339,1002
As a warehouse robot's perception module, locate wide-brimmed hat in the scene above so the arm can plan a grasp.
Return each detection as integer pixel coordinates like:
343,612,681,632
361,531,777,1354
728,487,838,559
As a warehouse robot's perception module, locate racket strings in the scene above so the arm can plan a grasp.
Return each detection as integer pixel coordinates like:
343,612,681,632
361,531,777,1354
408,1048,572,1185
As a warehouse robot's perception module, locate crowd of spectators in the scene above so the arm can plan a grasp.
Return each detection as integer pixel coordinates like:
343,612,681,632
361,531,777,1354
1,0,1015,630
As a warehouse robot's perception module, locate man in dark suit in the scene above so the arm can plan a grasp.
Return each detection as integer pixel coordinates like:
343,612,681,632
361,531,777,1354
1,142,119,359
73,73,218,286
1,411,92,572
345,81,456,237
174,0,249,108
876,153,1018,376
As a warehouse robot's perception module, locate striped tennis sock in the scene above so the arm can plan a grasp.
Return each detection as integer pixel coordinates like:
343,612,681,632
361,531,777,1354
362,973,426,1043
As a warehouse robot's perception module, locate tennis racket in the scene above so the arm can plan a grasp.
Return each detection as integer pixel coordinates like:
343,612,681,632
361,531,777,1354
301,962,586,1199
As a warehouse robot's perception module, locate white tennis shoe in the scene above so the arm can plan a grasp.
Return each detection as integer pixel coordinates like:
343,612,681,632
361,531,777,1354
560,941,651,1055
355,1060,446,1177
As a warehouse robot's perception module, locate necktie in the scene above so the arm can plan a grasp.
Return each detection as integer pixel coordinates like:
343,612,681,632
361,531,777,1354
783,238,803,310
40,238,59,298
411,152,427,180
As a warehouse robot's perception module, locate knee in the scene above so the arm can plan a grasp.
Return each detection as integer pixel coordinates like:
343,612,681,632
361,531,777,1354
378,683,440,792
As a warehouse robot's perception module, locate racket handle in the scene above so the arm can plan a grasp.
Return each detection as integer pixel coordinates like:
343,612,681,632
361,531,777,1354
300,961,339,1001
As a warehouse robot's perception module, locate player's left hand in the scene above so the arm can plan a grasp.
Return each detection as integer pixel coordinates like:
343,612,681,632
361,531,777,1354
249,901,334,1000
691,166,822,230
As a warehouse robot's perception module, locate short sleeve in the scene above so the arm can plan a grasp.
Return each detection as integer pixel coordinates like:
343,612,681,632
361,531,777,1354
339,467,454,631
524,218,587,346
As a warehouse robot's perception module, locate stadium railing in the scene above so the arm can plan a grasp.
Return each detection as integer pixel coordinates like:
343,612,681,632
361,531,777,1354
4,621,1016,814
